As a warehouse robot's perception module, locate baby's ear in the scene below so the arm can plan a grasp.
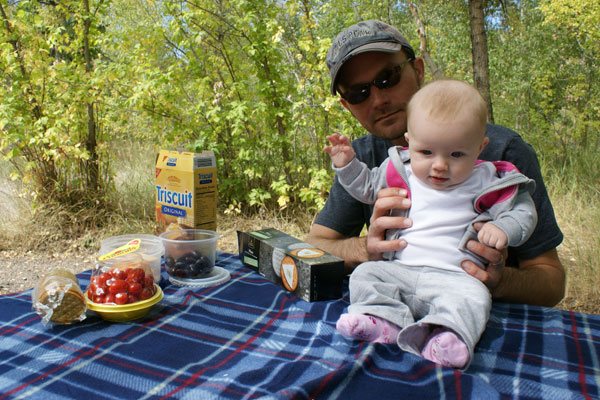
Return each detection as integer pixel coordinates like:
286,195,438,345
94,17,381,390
404,132,410,143
479,136,489,152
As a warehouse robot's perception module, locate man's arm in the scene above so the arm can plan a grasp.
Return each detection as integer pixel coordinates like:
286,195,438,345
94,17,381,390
462,235,565,307
305,224,367,274
501,249,565,306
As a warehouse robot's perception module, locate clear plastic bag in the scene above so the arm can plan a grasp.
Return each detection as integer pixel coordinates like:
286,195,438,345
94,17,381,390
32,268,87,325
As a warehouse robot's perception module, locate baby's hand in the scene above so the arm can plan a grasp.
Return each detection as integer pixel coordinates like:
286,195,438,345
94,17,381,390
324,134,355,168
477,222,508,250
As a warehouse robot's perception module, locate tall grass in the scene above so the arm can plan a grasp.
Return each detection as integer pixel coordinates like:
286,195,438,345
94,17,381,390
0,141,159,250
542,152,600,314
101,140,158,236
0,163,34,245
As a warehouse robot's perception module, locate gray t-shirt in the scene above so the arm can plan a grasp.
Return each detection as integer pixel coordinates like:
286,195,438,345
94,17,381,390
315,124,563,264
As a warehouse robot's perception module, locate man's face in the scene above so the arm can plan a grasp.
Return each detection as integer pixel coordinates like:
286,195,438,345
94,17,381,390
337,51,424,146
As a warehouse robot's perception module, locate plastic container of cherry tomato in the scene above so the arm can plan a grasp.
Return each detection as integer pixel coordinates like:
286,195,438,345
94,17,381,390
159,229,229,287
99,234,164,283
86,252,161,320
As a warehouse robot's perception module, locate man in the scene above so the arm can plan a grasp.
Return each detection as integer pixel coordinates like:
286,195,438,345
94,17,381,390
306,20,565,307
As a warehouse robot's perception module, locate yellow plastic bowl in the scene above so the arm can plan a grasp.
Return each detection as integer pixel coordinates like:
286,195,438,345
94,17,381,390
85,284,164,322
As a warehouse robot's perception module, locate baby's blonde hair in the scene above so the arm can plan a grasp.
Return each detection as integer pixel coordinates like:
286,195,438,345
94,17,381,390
407,79,488,136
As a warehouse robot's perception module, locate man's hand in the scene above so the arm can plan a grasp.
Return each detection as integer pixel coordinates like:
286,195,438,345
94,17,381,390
366,187,412,260
461,222,505,291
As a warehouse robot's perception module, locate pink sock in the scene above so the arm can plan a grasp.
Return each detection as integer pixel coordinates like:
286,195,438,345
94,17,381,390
336,313,400,344
421,328,469,368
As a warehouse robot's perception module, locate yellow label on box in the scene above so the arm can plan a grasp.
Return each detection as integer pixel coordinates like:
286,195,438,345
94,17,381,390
155,149,217,234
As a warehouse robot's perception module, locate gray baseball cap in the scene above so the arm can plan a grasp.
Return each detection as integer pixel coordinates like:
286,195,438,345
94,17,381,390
326,20,415,95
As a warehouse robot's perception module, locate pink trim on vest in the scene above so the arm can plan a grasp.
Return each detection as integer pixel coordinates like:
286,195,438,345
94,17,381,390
474,160,519,173
475,186,517,212
474,159,521,212
491,160,520,173
386,161,410,199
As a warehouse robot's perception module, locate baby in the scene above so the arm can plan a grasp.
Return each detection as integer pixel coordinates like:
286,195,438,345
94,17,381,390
325,79,537,369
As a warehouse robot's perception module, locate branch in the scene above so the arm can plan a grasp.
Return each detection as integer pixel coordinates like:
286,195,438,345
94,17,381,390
409,3,443,79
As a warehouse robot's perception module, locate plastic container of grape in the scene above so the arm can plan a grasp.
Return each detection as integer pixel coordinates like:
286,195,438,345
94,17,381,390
159,229,229,287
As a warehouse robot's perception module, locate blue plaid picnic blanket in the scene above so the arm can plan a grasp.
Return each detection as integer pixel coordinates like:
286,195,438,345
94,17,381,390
0,252,599,399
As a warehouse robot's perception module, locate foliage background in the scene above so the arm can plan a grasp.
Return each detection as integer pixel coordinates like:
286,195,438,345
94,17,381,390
2,0,597,215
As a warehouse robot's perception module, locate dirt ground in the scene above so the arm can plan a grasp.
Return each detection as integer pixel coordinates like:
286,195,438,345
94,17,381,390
0,249,97,295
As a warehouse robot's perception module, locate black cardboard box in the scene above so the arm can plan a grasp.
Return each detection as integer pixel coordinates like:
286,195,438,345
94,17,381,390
237,228,344,302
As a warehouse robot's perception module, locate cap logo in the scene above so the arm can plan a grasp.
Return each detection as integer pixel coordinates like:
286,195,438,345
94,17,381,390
331,28,373,57
326,20,414,95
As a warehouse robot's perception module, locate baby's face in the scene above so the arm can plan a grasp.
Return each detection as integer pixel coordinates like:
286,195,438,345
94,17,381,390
406,110,487,190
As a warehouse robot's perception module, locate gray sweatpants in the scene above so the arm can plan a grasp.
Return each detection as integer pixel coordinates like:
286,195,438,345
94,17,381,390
348,261,491,368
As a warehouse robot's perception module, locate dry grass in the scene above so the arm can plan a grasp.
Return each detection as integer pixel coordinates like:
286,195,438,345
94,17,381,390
216,209,314,254
0,173,312,262
552,184,600,315
0,144,314,256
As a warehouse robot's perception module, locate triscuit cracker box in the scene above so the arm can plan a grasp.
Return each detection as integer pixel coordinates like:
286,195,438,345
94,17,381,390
155,150,217,234
237,228,344,302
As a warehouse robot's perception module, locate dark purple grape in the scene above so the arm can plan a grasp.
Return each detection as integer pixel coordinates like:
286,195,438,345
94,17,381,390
166,256,175,268
175,267,189,278
194,256,212,276
168,250,213,279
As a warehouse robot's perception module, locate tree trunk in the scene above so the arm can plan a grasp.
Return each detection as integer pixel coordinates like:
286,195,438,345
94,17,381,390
258,54,292,186
82,0,99,193
468,0,494,123
409,4,444,80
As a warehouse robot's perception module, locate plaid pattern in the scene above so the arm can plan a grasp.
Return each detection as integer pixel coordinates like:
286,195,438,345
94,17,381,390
0,252,598,399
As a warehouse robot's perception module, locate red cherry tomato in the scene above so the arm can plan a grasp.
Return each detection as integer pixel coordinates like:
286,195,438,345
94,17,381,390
90,276,108,291
128,282,142,295
139,287,153,300
111,268,127,280
92,295,105,304
99,272,111,285
127,294,139,304
104,293,116,304
143,275,154,288
95,286,108,297
108,279,128,295
114,292,128,305
127,268,145,283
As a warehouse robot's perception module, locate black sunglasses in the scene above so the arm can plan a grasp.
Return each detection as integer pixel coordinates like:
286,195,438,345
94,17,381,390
338,58,414,105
